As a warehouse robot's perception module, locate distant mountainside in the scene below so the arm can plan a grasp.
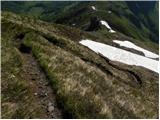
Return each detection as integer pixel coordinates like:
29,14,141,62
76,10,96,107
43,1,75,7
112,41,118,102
1,1,77,21
126,1,159,43
54,1,159,43
2,1,159,43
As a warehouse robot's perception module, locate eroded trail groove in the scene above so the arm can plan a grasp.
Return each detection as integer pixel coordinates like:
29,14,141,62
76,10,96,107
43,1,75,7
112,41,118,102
21,52,62,118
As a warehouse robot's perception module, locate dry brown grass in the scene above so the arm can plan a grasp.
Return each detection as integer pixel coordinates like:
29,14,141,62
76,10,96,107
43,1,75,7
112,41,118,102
2,12,158,119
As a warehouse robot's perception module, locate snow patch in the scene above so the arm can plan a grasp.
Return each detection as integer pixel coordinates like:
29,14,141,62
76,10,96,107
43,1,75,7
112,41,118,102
113,40,159,59
91,6,96,10
100,20,111,29
109,29,116,33
100,20,116,33
79,39,158,73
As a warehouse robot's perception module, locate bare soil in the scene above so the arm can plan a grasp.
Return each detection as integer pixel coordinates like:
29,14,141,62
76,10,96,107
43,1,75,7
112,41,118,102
22,52,62,118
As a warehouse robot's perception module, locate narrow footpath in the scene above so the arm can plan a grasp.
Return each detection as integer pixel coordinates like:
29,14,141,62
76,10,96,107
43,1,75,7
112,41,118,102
22,52,62,118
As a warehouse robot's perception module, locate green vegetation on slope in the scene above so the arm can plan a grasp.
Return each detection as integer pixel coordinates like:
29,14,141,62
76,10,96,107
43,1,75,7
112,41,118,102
1,1,77,21
55,1,159,43
1,12,158,119
1,1,159,43
1,21,44,118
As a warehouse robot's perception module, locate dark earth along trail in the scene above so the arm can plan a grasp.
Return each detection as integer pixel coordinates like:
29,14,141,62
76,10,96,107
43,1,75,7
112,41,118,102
20,49,63,118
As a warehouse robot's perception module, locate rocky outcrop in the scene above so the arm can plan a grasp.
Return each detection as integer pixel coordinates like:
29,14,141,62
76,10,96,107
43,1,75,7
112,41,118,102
86,16,101,31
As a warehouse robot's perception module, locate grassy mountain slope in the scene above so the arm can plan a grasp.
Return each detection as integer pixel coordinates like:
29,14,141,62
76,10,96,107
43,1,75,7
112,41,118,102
2,12,158,119
1,17,45,118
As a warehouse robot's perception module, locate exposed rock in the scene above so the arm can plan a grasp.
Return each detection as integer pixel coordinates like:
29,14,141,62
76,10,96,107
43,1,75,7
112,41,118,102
34,93,38,96
48,106,54,112
48,102,52,106
86,16,101,31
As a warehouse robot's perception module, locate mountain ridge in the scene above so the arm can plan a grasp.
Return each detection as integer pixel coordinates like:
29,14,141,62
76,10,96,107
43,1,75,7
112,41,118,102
2,1,158,44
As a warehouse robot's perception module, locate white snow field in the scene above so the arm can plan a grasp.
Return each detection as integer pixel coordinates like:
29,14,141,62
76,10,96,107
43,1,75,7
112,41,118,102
91,6,96,10
113,40,159,59
100,20,116,33
79,39,159,73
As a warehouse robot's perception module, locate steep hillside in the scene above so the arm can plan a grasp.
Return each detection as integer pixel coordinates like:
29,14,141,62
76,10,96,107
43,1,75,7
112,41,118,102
55,1,159,43
1,1,77,21
1,12,158,119
2,1,158,46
